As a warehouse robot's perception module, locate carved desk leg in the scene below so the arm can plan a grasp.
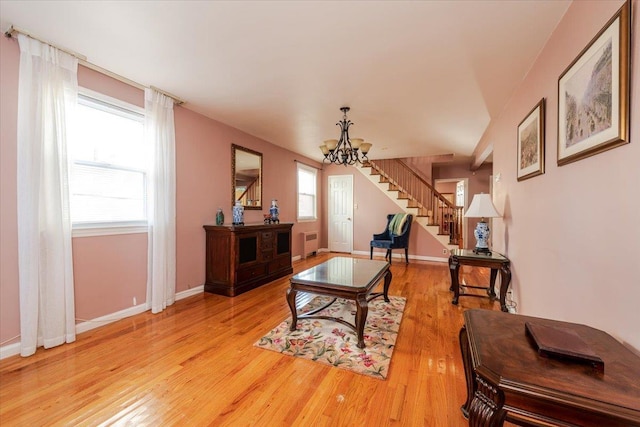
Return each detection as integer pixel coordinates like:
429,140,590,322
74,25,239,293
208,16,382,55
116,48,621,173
461,326,506,426
469,376,506,426
449,256,461,304
459,326,475,420
499,263,512,312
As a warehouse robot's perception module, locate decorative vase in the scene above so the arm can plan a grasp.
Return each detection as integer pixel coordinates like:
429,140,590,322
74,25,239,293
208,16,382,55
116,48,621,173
232,200,244,225
473,220,490,253
215,208,224,226
269,199,279,222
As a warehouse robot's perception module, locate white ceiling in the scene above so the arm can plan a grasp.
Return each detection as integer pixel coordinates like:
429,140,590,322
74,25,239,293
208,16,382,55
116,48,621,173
1,0,571,164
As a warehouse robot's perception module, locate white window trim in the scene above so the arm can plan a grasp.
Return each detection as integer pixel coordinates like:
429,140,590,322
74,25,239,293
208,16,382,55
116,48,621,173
79,87,145,116
72,223,148,238
71,88,147,237
297,163,318,222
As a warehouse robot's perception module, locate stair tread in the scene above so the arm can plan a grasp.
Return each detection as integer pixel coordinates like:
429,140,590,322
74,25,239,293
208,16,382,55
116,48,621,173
357,161,463,252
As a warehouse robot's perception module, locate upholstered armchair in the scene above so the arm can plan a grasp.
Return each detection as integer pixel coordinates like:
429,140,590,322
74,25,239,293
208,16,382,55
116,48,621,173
370,213,413,264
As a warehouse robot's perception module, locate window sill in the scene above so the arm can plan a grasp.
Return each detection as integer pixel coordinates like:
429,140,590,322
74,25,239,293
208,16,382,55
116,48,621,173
72,224,148,238
297,218,318,223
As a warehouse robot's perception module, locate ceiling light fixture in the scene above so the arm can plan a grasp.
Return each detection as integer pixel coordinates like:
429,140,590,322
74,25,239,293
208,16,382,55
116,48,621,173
319,107,371,166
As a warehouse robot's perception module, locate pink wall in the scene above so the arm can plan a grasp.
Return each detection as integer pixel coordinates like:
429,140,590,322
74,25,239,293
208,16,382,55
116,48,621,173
474,0,640,350
434,181,457,194
322,164,447,260
0,35,322,346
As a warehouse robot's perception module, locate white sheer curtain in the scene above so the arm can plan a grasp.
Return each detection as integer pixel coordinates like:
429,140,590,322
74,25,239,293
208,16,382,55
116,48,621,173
16,34,78,357
145,88,176,313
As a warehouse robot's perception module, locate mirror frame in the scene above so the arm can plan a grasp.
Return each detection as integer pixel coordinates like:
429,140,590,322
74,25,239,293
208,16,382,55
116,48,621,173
232,144,263,210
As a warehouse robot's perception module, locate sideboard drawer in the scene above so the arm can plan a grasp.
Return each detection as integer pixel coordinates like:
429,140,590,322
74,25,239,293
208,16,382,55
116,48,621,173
269,256,291,274
237,264,267,283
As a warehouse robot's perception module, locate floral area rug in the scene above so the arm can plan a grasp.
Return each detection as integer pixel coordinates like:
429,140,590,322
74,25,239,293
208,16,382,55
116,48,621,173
254,295,406,379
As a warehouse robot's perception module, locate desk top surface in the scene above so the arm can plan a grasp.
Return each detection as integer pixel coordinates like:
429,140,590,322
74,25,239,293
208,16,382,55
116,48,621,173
465,309,640,415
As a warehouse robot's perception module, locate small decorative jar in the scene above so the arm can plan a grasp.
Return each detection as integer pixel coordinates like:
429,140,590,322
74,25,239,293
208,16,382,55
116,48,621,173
232,200,244,225
269,199,279,223
215,208,224,226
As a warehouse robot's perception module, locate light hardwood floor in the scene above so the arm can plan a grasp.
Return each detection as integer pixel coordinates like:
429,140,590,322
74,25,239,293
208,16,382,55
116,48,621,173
0,253,503,426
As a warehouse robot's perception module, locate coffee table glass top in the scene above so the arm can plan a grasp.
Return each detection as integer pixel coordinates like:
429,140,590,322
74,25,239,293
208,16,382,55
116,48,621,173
291,257,389,288
449,248,507,262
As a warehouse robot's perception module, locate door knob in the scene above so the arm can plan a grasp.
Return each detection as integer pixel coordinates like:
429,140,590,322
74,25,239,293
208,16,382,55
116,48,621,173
347,217,352,220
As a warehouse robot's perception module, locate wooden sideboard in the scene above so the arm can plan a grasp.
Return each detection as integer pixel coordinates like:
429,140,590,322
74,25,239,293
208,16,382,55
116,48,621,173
203,223,293,296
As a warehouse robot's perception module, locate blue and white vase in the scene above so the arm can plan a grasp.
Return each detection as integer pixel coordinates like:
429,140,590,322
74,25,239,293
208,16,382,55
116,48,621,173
232,200,244,225
474,220,490,251
269,199,279,222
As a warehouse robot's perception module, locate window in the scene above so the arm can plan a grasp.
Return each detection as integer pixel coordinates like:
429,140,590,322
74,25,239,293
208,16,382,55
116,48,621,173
297,163,317,221
69,89,146,234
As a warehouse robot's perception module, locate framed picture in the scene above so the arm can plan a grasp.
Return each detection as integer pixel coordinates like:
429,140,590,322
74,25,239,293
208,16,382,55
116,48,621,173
517,99,545,181
557,1,630,166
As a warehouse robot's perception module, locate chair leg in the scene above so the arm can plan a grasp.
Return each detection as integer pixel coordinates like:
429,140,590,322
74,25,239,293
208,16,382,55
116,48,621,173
387,249,392,263
370,246,373,260
405,247,409,264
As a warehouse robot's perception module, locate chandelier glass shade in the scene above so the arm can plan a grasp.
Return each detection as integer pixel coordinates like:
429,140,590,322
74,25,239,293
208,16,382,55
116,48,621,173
319,107,371,166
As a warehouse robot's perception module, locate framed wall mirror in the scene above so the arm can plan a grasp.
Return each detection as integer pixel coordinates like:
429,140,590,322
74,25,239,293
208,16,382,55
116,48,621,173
232,144,262,210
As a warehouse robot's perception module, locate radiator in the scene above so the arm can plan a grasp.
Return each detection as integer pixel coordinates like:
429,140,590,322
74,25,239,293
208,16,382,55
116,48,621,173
302,231,319,259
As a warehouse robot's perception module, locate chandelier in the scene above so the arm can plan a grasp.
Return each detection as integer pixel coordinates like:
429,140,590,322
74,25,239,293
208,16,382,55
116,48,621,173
319,107,372,166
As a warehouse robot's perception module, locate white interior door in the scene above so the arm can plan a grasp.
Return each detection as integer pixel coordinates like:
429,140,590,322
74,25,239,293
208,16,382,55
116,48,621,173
328,175,353,253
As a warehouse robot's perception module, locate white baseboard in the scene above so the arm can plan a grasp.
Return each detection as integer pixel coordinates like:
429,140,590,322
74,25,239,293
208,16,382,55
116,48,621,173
176,285,204,301
352,250,448,263
0,342,20,360
0,285,205,360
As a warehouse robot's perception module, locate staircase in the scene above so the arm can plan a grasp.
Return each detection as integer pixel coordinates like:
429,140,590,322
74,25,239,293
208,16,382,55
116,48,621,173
357,159,463,252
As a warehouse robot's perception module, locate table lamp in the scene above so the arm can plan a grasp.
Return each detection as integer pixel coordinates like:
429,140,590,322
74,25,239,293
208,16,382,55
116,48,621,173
464,193,500,255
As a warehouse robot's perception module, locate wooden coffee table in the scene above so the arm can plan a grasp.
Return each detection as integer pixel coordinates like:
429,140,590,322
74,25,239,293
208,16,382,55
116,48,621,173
287,257,392,349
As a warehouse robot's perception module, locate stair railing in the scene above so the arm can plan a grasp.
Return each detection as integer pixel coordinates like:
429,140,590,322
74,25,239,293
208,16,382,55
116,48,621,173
236,176,260,206
366,159,463,246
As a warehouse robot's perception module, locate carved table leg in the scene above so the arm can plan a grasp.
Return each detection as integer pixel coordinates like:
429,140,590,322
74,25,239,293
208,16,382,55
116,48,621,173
355,293,369,349
499,264,512,312
488,268,498,298
449,256,461,304
382,269,392,302
287,287,298,331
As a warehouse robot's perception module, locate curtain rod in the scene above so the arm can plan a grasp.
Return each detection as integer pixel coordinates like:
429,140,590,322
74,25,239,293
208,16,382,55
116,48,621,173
4,25,185,105
294,159,323,170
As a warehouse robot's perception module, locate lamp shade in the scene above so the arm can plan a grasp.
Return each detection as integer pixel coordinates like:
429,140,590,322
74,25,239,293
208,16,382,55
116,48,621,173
464,194,500,218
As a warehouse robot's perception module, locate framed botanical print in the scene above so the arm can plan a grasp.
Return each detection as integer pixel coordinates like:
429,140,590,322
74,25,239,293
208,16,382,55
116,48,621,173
517,99,545,181
557,1,630,166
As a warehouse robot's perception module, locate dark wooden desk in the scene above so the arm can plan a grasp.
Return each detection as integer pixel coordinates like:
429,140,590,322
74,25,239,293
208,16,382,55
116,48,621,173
449,249,511,312
459,309,640,426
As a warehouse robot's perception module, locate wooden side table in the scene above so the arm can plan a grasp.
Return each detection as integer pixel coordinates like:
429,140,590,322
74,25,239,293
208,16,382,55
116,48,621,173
449,249,511,312
459,309,640,426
